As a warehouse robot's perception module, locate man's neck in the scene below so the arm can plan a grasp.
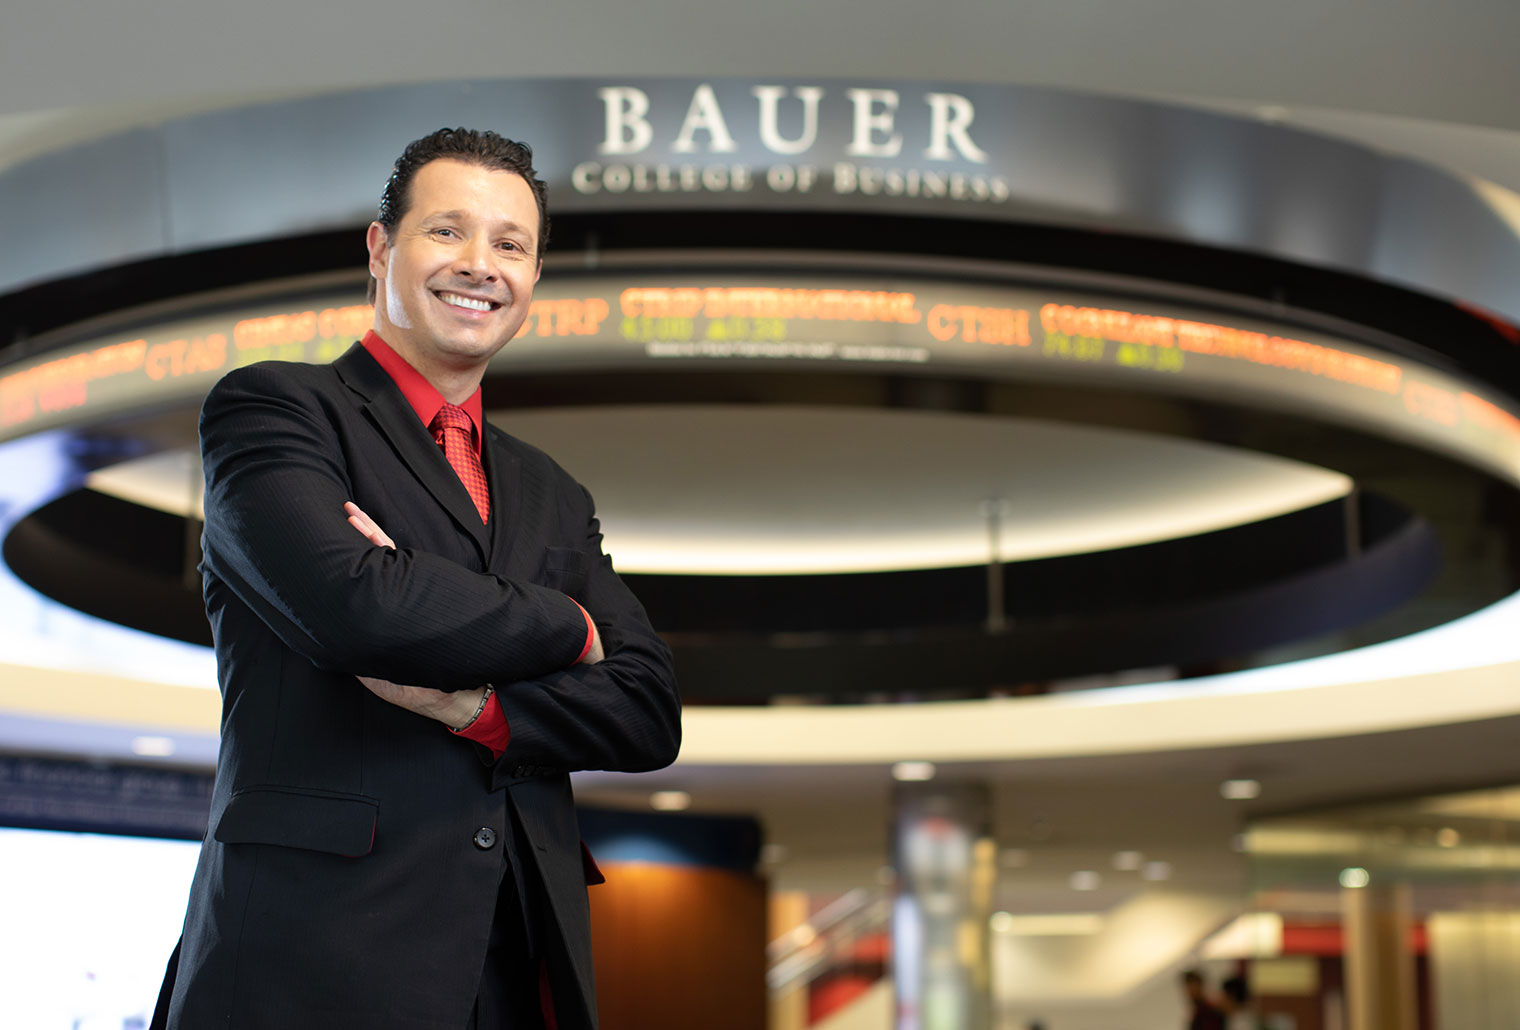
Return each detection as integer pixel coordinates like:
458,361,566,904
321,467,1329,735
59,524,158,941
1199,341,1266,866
376,331,484,404
412,361,482,406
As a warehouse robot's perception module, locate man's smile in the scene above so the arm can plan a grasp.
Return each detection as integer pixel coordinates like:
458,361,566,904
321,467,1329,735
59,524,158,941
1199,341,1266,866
433,290,502,313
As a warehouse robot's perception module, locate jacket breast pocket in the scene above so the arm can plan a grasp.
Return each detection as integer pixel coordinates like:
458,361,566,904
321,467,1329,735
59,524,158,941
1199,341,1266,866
542,546,592,598
214,785,378,858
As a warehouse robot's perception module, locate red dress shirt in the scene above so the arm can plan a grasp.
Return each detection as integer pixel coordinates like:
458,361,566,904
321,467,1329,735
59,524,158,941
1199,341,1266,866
358,331,596,758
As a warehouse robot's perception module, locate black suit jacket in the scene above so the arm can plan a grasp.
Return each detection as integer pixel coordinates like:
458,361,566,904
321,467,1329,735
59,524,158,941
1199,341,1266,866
160,344,680,1029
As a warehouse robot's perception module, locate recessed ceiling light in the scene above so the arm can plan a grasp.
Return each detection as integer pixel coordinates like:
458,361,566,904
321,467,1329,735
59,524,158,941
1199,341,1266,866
649,790,691,811
1221,779,1261,800
1069,870,1101,891
760,843,789,864
892,761,936,782
1340,867,1371,889
130,736,175,757
1112,850,1143,871
1141,861,1172,882
1436,828,1461,848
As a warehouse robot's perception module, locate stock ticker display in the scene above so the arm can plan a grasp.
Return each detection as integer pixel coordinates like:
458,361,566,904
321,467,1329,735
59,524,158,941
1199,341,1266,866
3,273,1518,483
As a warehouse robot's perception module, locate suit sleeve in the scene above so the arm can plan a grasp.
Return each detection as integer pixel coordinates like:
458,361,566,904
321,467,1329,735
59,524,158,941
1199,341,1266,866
199,363,588,689
490,482,682,780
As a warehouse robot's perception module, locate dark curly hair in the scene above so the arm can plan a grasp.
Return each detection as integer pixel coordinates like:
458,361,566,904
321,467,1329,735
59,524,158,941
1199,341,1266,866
368,127,550,303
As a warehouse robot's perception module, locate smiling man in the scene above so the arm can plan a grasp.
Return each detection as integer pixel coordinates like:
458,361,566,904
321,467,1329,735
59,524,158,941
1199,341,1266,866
154,129,681,1030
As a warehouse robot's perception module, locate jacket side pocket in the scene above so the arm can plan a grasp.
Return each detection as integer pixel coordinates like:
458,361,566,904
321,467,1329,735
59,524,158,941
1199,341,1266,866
214,785,378,858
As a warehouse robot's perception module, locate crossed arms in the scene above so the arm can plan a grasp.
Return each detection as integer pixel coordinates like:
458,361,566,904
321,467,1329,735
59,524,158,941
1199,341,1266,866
199,361,681,775
343,499,604,731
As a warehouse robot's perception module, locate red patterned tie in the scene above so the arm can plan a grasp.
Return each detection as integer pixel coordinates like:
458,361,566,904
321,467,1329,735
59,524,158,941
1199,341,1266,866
430,402,490,523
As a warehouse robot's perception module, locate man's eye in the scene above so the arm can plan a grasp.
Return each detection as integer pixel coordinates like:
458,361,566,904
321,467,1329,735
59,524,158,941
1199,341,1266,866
432,228,456,238
497,240,519,251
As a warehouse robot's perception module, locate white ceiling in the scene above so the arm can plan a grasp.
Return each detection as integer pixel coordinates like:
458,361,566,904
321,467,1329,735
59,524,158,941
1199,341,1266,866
503,406,1351,573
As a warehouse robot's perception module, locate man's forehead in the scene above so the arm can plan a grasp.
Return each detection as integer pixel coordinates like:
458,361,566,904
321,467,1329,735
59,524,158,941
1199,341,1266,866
408,161,538,229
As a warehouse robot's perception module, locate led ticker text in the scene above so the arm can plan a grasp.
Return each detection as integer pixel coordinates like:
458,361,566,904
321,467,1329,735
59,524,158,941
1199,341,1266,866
2,280,1517,483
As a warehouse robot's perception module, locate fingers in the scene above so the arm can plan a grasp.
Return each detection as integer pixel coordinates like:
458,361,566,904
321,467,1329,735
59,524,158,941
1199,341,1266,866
580,621,606,665
344,501,396,549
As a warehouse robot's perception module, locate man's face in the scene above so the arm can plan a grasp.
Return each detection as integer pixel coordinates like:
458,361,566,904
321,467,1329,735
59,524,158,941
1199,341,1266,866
366,158,541,377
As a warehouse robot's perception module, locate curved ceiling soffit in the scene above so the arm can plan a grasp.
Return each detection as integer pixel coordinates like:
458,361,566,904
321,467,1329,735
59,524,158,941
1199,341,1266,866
1,78,1518,328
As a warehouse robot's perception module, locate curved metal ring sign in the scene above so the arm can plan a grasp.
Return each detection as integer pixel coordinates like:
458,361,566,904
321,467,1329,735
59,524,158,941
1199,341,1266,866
3,77,1520,330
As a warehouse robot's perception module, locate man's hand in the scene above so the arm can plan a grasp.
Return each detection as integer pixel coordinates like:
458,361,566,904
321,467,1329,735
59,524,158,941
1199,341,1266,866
345,501,395,549
580,621,605,665
357,676,487,729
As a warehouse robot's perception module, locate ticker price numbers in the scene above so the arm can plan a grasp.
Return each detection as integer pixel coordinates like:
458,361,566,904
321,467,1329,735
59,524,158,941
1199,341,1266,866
704,316,787,342
1042,331,1105,363
621,315,789,344
621,315,693,343
1042,331,1184,374
1115,341,1183,372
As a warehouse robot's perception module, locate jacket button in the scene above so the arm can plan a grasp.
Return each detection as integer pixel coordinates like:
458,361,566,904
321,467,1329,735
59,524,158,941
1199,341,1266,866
473,826,497,850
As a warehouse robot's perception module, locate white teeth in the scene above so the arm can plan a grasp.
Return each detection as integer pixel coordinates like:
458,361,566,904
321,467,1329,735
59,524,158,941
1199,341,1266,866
438,292,493,312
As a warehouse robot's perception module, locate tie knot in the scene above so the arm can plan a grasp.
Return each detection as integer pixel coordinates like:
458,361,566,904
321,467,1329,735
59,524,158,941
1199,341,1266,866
432,402,474,438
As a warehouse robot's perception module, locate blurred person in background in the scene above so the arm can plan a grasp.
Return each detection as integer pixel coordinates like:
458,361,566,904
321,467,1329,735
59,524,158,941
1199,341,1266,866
1221,973,1262,1030
1182,969,1227,1030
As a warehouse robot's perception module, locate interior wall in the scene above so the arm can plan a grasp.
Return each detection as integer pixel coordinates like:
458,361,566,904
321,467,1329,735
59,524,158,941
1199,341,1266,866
589,862,767,1030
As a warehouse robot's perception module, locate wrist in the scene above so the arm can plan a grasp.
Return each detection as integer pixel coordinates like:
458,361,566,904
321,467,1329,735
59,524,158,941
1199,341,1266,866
448,685,494,733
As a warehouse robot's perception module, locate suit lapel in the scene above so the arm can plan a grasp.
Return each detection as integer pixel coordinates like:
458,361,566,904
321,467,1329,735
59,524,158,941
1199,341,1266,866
482,424,525,572
333,344,490,562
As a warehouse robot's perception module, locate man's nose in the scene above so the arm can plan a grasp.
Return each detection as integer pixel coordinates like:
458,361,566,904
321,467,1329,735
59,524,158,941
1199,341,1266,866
453,237,497,280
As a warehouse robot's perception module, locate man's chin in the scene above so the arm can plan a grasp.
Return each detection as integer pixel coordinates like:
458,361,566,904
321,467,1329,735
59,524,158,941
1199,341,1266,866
432,329,516,365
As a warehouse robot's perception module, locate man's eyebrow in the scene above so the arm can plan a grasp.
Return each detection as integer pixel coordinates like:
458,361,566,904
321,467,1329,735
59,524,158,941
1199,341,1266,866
421,210,533,236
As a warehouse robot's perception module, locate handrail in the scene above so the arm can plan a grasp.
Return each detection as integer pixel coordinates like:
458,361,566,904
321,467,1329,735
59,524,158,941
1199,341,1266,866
767,888,892,992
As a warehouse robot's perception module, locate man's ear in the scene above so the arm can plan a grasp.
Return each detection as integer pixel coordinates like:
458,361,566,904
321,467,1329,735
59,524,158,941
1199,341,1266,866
366,222,390,283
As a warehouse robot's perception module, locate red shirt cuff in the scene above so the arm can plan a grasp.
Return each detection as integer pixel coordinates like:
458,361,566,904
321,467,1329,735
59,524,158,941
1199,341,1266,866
573,601,596,663
456,691,510,759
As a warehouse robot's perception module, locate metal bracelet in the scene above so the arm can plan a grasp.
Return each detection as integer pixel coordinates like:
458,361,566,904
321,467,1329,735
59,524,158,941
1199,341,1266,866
450,685,495,733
